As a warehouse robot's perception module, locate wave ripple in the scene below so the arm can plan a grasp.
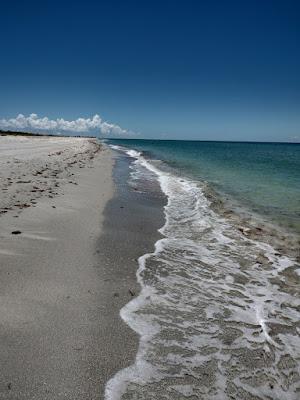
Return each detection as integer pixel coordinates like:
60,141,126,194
106,145,300,400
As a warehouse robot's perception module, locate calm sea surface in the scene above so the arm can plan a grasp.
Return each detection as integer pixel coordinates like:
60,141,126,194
108,140,300,234
105,139,300,400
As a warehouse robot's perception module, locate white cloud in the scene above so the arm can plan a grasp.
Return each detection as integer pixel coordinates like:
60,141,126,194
0,113,132,136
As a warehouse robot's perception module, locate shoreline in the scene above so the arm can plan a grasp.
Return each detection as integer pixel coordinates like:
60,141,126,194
109,141,300,261
100,149,166,399
105,143,300,400
1,136,298,399
0,136,166,399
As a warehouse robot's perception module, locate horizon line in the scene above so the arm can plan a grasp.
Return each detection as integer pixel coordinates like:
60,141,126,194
105,137,300,144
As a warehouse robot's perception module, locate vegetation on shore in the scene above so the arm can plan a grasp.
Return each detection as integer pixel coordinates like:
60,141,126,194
0,129,96,138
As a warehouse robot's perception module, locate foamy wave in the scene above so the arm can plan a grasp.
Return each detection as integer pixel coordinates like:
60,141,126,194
106,145,300,400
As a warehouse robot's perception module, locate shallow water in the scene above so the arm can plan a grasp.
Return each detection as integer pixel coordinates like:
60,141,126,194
107,140,300,234
105,144,300,400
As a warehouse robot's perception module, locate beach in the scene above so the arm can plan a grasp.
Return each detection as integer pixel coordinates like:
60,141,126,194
105,141,300,400
1,0,299,398
0,135,164,399
1,136,299,400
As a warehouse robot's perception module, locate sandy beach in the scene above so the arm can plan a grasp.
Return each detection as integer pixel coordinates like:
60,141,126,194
1,135,299,400
0,136,153,399
104,142,300,400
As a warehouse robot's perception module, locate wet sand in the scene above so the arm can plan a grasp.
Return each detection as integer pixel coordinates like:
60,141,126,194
96,151,166,398
0,136,165,399
103,144,300,400
1,136,299,399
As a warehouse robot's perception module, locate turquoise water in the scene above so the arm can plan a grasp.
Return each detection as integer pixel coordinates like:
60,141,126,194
108,139,300,233
106,139,300,399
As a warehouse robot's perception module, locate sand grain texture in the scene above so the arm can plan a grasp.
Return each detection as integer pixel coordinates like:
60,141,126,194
0,136,135,399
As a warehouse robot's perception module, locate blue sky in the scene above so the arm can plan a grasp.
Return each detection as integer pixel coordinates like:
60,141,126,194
0,0,299,141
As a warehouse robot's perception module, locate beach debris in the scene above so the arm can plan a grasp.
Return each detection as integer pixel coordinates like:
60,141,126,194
128,289,135,297
256,253,271,265
11,230,22,235
15,203,31,209
238,226,250,236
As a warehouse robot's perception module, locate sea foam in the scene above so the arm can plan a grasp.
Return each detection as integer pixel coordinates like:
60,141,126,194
105,145,300,400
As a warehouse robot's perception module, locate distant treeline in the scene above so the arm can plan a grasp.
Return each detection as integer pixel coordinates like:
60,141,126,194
0,130,96,138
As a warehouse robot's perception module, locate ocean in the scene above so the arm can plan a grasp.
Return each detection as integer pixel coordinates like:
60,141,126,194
105,140,300,400
108,140,300,234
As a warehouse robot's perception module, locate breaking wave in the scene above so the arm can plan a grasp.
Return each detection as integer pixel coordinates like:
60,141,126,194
106,145,300,400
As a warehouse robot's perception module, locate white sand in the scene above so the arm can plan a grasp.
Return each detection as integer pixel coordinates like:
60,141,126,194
0,135,104,216
0,135,119,399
